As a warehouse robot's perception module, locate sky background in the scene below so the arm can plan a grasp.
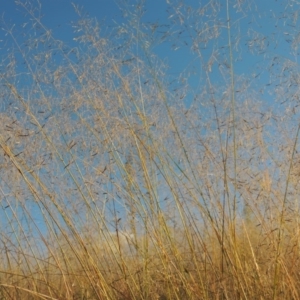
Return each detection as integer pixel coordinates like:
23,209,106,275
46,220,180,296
1,0,299,106
1,0,300,236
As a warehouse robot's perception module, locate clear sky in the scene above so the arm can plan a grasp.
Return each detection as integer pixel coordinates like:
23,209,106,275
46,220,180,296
1,0,299,108
1,0,300,242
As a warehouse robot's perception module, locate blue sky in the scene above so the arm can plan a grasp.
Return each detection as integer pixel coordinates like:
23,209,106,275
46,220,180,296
1,0,300,236
1,0,299,105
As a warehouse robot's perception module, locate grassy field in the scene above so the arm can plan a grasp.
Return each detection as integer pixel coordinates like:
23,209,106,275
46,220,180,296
1,1,300,299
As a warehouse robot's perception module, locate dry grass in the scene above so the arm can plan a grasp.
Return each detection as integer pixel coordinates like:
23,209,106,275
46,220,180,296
1,0,300,299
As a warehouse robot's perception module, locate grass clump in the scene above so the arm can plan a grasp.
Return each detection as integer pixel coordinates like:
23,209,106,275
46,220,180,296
1,0,300,299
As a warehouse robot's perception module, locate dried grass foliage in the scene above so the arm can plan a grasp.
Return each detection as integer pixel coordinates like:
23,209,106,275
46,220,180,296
1,0,300,299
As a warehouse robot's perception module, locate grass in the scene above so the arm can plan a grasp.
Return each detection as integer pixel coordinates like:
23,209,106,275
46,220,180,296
1,0,300,299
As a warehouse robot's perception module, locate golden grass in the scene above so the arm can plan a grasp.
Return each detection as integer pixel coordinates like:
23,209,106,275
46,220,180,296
1,1,300,299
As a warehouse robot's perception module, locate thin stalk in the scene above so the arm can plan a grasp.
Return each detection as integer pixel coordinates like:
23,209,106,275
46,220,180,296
226,0,237,243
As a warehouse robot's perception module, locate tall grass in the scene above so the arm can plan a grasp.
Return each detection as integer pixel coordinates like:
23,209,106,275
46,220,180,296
1,0,300,299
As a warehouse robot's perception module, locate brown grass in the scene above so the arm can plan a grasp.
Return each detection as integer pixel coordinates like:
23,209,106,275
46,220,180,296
1,0,300,299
